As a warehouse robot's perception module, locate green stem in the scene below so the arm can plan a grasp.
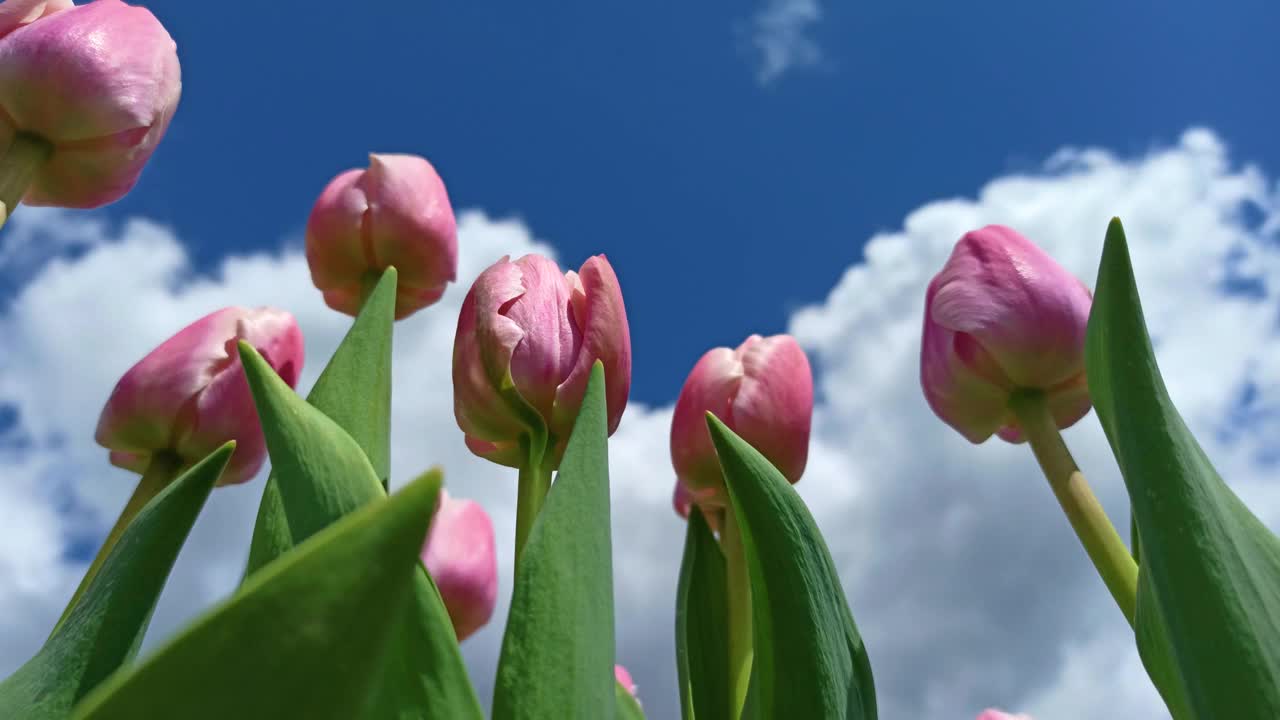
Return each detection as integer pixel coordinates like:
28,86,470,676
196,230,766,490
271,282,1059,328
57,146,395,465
1009,389,1138,626
51,452,183,635
720,507,753,718
513,437,553,564
0,132,53,230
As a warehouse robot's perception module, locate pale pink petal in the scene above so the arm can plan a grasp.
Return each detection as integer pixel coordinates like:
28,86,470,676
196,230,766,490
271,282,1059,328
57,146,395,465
670,346,744,510
501,254,578,421
453,258,533,462
552,255,631,442
614,664,638,699
0,0,181,208
363,154,457,318
0,0,73,38
732,334,813,484
422,491,498,642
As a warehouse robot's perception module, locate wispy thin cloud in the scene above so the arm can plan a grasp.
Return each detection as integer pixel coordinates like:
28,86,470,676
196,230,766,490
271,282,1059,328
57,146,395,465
745,0,823,85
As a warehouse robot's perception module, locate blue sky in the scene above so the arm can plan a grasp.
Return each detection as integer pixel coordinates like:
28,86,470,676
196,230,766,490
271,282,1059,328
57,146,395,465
5,3,1280,719
114,0,1280,404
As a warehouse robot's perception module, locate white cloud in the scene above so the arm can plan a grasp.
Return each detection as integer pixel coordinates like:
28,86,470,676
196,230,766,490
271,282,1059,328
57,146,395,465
744,0,823,85
2,128,1278,719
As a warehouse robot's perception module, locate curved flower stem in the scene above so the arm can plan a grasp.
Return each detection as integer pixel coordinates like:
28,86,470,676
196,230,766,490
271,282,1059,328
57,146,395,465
1009,389,1138,626
51,452,183,636
0,132,53,230
719,506,753,718
514,436,553,564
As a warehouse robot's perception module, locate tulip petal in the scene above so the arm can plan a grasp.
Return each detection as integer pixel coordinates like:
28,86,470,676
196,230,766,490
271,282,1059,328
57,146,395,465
422,491,498,642
671,346,743,507
553,255,631,442
930,225,1091,389
505,255,578,420
731,335,813,484
453,258,534,456
0,0,181,208
363,154,457,318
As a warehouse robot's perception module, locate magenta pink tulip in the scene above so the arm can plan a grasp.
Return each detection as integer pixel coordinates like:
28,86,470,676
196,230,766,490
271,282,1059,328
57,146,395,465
976,710,1032,720
671,334,813,511
0,0,72,38
305,153,458,320
421,490,497,642
615,664,638,700
0,0,181,208
453,253,631,468
95,307,303,486
921,225,1092,444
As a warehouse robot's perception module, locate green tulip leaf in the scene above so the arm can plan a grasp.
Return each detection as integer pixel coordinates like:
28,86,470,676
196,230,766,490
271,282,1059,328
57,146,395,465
616,681,646,720
237,341,482,719
493,362,615,720
675,505,730,720
0,444,230,719
1087,217,1280,717
71,472,440,720
707,415,877,719
246,266,396,574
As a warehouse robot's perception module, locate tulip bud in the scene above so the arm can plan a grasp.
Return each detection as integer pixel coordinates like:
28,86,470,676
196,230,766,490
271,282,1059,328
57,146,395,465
305,153,458,320
95,307,303,486
0,0,72,38
453,253,631,468
671,334,813,511
976,710,1032,720
920,225,1093,444
421,489,497,642
615,664,639,700
0,0,181,208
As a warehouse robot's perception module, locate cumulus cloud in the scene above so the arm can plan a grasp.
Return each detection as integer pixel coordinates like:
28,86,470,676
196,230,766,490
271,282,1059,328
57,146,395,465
1,128,1277,719
743,0,823,85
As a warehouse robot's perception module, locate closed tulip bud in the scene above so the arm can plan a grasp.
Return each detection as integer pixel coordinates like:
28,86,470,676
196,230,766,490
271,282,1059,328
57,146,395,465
305,153,458,319
453,253,631,468
0,0,72,38
615,665,639,701
421,490,497,641
0,0,181,208
671,334,813,511
921,225,1092,444
95,307,303,486
977,710,1032,720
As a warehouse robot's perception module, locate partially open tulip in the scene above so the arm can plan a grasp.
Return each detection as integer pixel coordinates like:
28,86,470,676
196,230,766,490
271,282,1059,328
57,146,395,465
305,153,458,319
976,710,1032,720
615,665,638,700
671,334,813,511
0,0,72,38
421,490,497,641
0,0,181,208
453,253,631,468
95,307,303,486
921,225,1092,444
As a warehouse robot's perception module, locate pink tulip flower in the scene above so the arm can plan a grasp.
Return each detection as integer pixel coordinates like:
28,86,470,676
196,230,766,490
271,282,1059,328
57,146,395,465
453,253,631,468
421,490,498,642
921,225,1092,444
671,334,813,511
95,307,303,486
977,710,1032,720
0,0,182,208
0,0,72,38
305,153,458,319
615,664,639,700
